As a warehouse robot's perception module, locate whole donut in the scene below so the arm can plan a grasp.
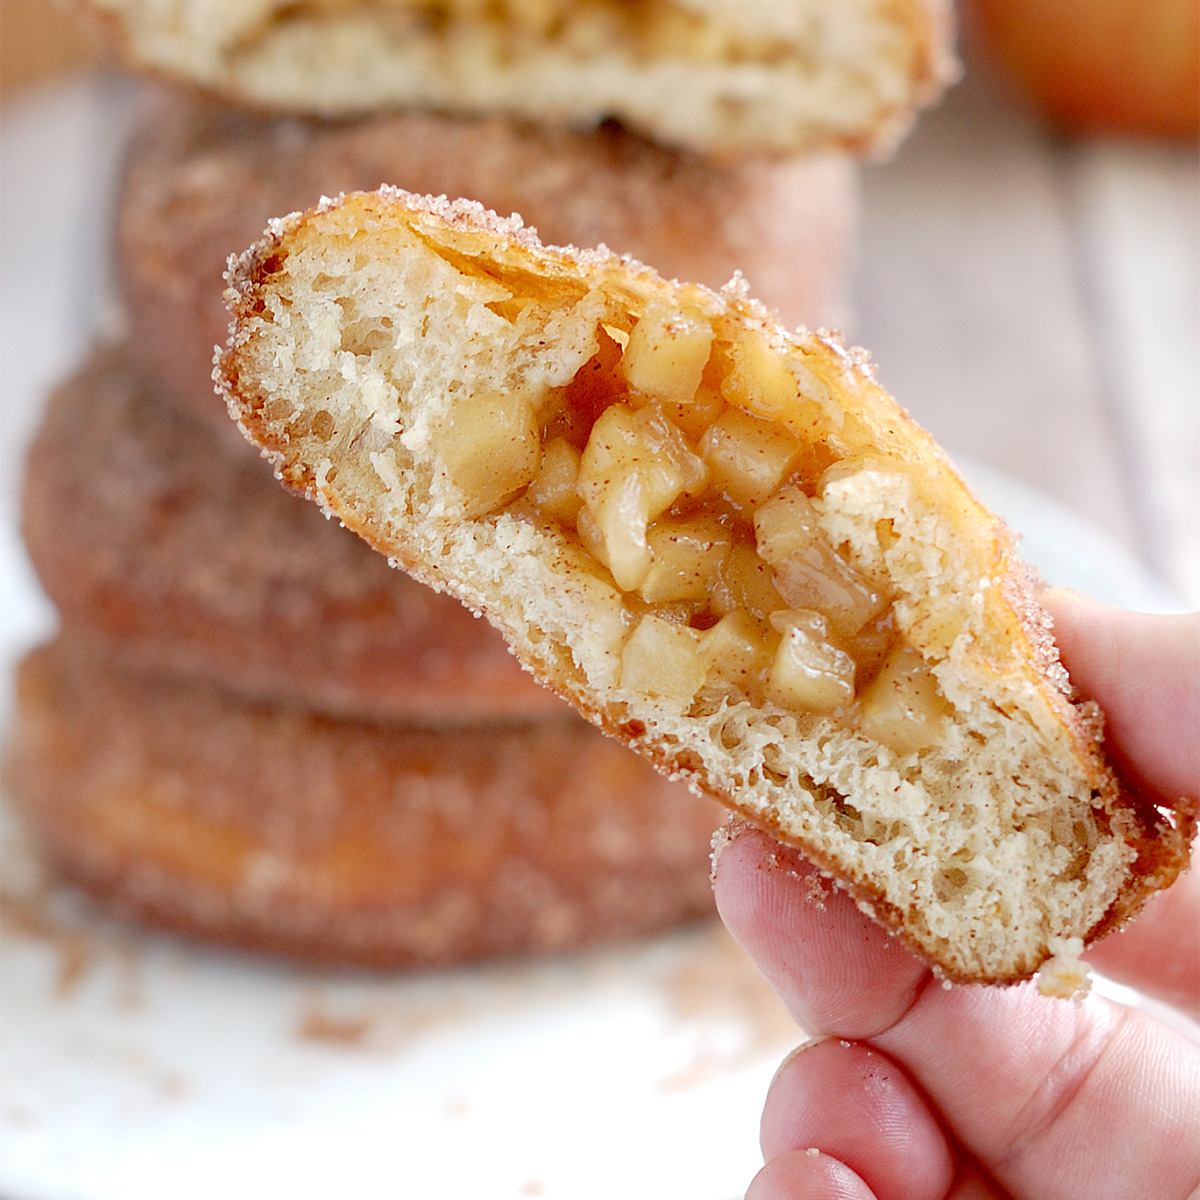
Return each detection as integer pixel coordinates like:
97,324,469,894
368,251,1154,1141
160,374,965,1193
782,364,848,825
115,87,858,433
23,347,563,722
7,639,722,967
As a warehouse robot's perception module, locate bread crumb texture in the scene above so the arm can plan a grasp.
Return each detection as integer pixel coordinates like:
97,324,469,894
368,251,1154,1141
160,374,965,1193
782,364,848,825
81,0,956,154
1035,935,1091,1002
218,188,1193,984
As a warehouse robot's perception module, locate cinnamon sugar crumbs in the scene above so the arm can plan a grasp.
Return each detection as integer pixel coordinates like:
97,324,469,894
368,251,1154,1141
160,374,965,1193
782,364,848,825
802,870,832,910
657,922,799,1088
296,1007,374,1046
1036,936,1092,1002
1,884,96,999
708,814,754,881
765,843,814,889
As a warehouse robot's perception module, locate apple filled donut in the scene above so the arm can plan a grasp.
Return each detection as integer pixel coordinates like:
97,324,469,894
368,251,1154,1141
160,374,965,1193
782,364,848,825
79,0,956,154
218,189,1193,985
7,639,721,966
116,88,857,432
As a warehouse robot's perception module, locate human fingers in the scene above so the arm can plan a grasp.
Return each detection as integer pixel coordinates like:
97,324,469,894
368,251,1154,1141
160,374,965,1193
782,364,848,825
760,1039,955,1200
712,823,929,1039
1084,866,1200,1017
938,1163,1009,1199
716,821,1200,1199
1041,590,1200,808
745,1151,877,1200
747,1153,1008,1200
874,981,1200,1200
756,1010,1200,1200
1042,590,1199,1014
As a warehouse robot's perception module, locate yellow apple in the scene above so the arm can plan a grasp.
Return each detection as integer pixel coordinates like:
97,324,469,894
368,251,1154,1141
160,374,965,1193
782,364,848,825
968,0,1199,138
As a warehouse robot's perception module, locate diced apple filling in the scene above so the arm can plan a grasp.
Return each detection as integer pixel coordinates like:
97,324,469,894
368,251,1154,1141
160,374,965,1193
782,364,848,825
430,305,952,753
577,470,653,590
620,615,707,702
434,388,541,517
700,408,802,511
710,541,787,621
639,516,731,603
858,644,953,754
622,303,715,404
577,402,709,520
525,437,583,524
654,383,725,441
754,486,889,638
575,402,708,589
701,611,776,698
766,610,856,712
359,0,790,67
720,331,802,419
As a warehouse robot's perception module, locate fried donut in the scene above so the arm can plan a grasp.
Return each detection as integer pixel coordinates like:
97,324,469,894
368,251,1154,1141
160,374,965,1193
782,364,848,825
78,0,956,155
22,347,562,723
115,88,858,432
6,639,722,966
217,189,1193,985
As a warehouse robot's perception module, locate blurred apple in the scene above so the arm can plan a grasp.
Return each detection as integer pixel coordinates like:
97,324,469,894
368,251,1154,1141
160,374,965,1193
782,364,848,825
968,0,1199,138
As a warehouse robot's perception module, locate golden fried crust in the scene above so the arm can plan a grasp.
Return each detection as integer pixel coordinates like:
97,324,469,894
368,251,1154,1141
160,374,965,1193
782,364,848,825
115,88,856,432
217,189,1193,983
22,346,563,722
6,640,722,967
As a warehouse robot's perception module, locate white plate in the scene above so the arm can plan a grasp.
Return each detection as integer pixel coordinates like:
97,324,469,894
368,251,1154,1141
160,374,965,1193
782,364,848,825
2,828,800,1200
0,79,1189,1200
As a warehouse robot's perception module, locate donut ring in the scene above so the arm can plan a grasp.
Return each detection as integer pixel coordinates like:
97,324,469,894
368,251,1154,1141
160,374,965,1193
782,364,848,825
23,347,563,723
6,640,722,967
115,88,858,433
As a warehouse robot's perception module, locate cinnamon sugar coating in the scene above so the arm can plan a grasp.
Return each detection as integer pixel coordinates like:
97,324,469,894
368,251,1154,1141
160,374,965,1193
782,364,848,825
6,640,721,966
116,88,856,431
22,347,561,722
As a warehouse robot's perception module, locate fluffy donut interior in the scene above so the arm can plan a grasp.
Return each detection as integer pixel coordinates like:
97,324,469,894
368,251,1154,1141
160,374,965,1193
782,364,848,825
222,191,1187,983
88,0,954,152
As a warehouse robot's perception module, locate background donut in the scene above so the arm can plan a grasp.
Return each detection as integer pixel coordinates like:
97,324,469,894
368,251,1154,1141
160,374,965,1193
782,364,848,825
22,347,567,724
74,0,956,155
115,88,858,433
5,639,723,966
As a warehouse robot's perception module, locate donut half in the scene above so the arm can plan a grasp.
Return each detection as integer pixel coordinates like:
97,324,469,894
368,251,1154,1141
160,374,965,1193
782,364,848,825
217,188,1193,984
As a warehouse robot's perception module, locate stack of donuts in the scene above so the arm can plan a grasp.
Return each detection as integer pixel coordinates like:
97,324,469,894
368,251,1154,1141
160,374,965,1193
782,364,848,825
7,0,955,967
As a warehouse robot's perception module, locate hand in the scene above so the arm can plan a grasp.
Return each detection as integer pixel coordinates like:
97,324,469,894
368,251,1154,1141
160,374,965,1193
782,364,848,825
712,591,1200,1199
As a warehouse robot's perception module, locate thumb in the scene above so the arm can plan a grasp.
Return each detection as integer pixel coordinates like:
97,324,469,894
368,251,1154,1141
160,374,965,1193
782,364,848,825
1041,589,1200,809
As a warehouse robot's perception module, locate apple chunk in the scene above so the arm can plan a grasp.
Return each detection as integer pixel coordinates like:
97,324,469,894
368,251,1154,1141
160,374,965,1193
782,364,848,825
434,389,541,517
754,485,888,637
621,302,714,404
858,644,953,755
639,515,732,603
620,615,707,703
765,610,856,713
577,402,708,589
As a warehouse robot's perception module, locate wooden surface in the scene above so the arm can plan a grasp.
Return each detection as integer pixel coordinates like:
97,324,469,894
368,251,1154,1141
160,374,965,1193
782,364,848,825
852,71,1199,606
